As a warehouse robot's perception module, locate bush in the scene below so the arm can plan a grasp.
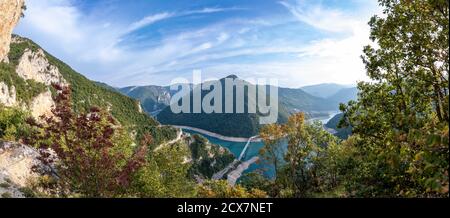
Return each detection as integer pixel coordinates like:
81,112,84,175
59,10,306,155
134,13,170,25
1,192,12,198
197,180,267,198
23,85,148,197
0,106,30,141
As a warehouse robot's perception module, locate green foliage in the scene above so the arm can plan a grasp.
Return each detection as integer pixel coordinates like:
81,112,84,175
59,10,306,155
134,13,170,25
18,187,36,198
7,36,39,66
260,113,340,197
197,180,267,198
0,62,46,104
3,36,194,198
44,50,160,134
0,183,10,188
238,172,274,195
1,192,12,198
157,78,291,138
0,106,30,141
136,125,178,149
131,141,196,197
338,0,449,197
187,134,235,179
24,86,147,197
6,36,176,145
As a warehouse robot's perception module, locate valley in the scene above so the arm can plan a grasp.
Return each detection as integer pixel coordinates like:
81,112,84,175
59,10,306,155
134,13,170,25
178,111,340,182
2,0,446,200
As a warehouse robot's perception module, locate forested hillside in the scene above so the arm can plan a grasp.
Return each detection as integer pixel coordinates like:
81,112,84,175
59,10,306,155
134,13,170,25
157,76,291,137
5,35,177,146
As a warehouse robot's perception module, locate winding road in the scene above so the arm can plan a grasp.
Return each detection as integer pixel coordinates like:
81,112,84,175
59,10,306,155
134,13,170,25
153,128,183,152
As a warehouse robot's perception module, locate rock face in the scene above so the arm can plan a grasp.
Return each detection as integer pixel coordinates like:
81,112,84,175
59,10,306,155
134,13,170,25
30,91,55,118
0,141,39,198
0,0,24,62
0,81,17,106
16,48,67,86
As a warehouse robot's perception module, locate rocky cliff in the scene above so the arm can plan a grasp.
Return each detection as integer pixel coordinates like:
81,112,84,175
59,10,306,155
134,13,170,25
0,141,39,198
0,0,24,63
16,48,67,86
1,0,56,119
0,35,65,119
0,81,16,106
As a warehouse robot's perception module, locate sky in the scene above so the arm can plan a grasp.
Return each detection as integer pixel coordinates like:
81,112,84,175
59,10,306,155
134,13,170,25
13,0,381,88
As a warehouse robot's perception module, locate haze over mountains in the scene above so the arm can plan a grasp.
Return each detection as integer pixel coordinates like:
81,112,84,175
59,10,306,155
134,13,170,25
300,83,355,98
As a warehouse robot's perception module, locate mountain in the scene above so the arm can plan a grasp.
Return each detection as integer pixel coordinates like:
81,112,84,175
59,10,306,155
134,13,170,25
120,82,336,117
278,87,337,113
1,35,177,146
118,77,344,138
301,83,352,98
156,76,291,137
118,85,174,116
326,87,358,106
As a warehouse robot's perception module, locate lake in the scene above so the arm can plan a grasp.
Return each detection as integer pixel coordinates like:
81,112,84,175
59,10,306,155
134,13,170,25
182,111,339,181
183,128,277,179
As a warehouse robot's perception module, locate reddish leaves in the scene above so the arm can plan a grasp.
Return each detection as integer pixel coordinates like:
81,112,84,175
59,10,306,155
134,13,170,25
24,84,149,197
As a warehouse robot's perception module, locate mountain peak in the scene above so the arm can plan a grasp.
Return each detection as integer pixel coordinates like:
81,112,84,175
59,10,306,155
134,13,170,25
225,74,239,79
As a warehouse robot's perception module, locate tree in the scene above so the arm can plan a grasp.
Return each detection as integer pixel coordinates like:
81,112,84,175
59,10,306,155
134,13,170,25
340,0,449,197
259,113,338,197
0,105,29,141
24,84,147,197
131,140,196,198
259,123,285,179
238,172,273,194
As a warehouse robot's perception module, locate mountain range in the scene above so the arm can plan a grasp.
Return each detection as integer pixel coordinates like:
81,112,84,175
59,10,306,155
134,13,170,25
0,34,237,189
115,78,358,138
0,34,357,140
300,83,355,98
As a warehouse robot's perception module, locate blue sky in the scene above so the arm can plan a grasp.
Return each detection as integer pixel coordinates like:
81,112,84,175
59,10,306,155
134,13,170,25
14,0,380,87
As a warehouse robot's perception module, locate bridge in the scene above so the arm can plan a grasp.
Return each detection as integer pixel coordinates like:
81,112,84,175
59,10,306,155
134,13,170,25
211,135,259,181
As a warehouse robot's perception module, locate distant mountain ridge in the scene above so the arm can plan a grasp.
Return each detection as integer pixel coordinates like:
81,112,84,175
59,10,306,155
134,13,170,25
301,83,355,98
119,85,174,115
111,79,358,138
326,87,358,105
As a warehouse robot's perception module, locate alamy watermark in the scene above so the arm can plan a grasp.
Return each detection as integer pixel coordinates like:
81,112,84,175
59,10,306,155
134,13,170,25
169,70,279,124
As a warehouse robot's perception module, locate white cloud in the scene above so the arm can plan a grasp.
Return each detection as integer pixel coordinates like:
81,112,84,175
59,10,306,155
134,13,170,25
125,7,243,35
126,12,174,33
277,0,380,86
13,0,380,87
183,7,244,14
279,1,360,33
13,1,242,83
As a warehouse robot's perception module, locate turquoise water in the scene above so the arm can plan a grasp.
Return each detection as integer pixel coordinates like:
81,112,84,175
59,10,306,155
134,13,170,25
183,129,277,179
182,112,338,180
